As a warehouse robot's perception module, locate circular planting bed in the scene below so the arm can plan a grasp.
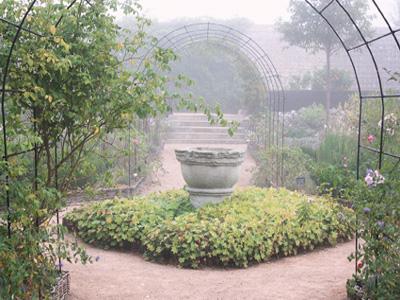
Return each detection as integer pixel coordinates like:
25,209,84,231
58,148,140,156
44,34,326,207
64,188,355,268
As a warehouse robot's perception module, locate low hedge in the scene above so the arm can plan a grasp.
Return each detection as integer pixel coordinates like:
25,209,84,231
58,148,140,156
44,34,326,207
64,187,355,268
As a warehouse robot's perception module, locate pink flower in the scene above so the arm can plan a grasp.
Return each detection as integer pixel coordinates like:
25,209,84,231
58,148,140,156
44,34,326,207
367,134,375,143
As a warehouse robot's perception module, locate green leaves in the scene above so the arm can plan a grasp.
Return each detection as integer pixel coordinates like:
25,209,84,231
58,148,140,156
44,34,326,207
65,187,355,269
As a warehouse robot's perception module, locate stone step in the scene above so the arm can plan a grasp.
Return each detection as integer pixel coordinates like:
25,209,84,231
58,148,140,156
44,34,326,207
169,126,246,134
167,120,217,127
167,120,248,128
165,139,247,145
165,113,249,145
168,132,246,140
167,113,246,122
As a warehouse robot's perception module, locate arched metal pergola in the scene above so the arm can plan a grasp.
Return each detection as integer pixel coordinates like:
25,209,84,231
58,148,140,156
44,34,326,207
139,22,286,185
144,23,285,118
304,0,400,274
1,0,400,293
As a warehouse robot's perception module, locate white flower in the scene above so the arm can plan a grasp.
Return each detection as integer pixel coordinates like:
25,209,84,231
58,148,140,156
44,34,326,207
378,113,399,136
365,174,374,186
365,169,385,187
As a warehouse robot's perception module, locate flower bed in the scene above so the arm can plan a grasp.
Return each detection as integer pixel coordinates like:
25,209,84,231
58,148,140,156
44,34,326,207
64,188,355,268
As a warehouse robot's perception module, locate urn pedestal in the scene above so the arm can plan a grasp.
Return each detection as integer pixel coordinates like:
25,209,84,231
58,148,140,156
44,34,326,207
175,147,245,208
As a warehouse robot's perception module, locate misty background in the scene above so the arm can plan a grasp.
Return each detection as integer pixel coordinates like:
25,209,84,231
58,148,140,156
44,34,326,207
118,0,400,113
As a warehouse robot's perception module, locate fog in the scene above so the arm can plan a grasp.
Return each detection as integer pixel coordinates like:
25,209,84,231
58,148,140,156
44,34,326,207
142,0,397,26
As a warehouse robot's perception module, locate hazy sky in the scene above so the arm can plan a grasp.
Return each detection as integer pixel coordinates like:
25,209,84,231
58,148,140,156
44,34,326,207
140,0,397,26
142,0,290,24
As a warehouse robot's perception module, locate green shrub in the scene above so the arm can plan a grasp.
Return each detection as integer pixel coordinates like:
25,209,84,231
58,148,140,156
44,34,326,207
253,146,315,192
310,163,356,199
65,187,355,268
317,133,357,168
64,190,193,248
310,133,357,199
286,104,325,139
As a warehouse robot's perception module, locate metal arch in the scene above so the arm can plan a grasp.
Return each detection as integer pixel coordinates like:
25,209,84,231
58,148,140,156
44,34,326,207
166,36,279,150
154,23,284,98
371,0,400,52
304,0,400,277
141,23,285,109
174,34,286,146
162,32,278,102
304,1,400,164
142,24,285,117
174,38,271,95
138,25,282,151
141,22,286,184
175,36,282,152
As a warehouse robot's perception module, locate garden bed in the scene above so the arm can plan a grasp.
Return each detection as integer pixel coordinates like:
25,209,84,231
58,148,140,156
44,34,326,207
64,188,355,268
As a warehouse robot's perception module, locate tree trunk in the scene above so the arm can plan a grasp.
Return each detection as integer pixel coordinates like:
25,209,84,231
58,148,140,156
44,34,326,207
325,48,332,128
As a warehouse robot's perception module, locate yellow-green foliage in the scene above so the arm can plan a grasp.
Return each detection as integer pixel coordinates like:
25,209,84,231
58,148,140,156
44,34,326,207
65,187,355,268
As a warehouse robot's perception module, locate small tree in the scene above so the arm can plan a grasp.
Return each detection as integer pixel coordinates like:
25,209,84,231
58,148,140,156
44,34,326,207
288,67,353,91
277,0,373,125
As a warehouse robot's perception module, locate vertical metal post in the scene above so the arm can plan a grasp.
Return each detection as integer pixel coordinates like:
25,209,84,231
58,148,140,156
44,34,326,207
128,123,132,193
134,122,138,179
55,140,62,273
33,107,39,227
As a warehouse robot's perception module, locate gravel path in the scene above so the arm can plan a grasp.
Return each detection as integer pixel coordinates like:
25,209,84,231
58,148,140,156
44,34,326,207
65,143,354,300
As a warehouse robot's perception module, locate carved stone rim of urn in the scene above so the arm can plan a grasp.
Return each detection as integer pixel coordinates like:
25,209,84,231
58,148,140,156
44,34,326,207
175,147,245,208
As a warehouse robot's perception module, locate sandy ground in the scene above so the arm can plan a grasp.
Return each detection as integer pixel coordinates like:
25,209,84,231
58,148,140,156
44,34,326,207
64,143,355,300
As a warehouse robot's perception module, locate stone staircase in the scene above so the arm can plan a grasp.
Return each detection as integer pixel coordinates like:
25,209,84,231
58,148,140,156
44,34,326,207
165,113,248,144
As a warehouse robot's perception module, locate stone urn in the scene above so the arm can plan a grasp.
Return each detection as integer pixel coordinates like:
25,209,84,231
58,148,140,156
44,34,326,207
175,147,245,208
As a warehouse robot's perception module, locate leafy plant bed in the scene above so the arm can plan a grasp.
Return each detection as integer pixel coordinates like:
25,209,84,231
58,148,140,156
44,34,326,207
64,188,355,268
